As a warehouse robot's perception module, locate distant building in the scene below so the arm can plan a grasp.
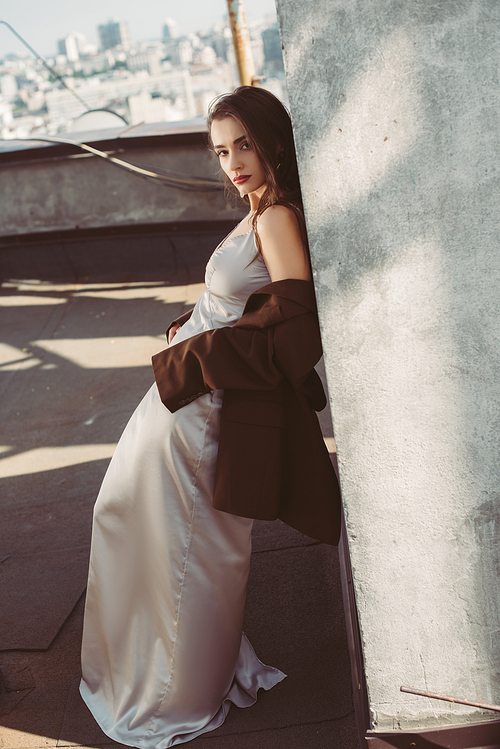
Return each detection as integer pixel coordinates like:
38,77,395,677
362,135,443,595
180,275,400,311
250,37,264,74
162,18,179,41
98,20,131,51
127,90,189,124
45,68,196,123
261,23,283,65
207,27,231,62
190,62,235,115
75,34,87,55
194,46,217,67
26,91,46,112
0,73,18,97
164,39,194,67
82,43,99,57
127,49,162,77
57,33,87,62
57,34,79,62
0,100,14,136
79,51,115,76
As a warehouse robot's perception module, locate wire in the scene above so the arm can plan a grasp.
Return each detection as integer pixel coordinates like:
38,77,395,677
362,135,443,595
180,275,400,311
0,20,92,111
0,20,222,192
13,134,223,192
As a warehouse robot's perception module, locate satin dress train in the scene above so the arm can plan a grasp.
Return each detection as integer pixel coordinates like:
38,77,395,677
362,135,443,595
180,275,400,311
80,231,286,748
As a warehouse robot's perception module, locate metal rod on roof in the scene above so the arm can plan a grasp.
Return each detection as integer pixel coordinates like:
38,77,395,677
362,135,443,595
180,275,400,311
400,686,500,713
226,0,257,86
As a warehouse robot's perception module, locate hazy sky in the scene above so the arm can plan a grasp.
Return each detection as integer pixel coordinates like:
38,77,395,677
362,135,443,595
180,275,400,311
0,0,278,58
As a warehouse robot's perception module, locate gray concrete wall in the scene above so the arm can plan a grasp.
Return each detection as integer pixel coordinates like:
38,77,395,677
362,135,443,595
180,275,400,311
0,145,243,236
276,0,500,733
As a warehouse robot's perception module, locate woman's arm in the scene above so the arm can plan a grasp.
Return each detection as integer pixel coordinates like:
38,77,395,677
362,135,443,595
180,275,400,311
152,280,323,413
257,205,311,282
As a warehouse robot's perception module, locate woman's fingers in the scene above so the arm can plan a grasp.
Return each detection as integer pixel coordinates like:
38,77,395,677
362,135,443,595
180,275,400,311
168,324,181,344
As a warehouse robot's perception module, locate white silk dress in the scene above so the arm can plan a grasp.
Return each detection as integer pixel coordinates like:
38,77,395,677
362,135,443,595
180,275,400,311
80,230,286,748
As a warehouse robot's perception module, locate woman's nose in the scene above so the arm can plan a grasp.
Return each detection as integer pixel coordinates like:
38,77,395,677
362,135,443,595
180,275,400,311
228,151,242,172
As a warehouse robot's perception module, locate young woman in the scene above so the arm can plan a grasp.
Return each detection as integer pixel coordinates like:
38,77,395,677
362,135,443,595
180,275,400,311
80,86,340,748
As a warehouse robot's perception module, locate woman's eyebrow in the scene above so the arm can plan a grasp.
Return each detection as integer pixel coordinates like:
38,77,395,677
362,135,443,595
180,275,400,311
214,135,246,149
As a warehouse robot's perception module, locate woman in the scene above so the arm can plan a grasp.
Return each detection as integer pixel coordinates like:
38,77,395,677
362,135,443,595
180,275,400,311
80,86,340,748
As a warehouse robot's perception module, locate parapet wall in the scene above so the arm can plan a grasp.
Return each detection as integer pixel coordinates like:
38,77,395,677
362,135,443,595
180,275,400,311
0,128,243,236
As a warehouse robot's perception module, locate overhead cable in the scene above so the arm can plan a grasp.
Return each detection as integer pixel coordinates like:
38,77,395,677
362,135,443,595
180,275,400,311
0,20,92,112
14,135,224,192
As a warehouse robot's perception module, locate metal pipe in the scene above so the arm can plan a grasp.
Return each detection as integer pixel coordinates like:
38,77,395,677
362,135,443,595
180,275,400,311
400,685,500,713
226,0,256,86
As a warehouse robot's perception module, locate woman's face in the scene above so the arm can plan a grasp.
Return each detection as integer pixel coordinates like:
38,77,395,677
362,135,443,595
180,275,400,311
210,116,267,201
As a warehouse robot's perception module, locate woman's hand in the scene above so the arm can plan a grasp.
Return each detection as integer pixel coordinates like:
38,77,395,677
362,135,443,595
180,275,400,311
168,323,181,345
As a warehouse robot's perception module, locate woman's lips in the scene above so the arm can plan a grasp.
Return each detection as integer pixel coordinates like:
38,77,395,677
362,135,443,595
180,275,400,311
233,175,250,185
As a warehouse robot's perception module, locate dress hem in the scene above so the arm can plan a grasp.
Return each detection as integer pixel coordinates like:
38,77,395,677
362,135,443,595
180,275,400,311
79,633,286,749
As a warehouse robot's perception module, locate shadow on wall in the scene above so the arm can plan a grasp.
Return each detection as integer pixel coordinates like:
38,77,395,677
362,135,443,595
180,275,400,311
278,0,500,730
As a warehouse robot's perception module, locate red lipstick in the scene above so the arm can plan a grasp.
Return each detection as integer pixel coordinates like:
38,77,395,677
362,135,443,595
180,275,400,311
233,175,250,185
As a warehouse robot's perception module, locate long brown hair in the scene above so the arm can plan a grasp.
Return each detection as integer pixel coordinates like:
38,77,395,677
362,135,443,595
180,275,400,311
207,86,306,254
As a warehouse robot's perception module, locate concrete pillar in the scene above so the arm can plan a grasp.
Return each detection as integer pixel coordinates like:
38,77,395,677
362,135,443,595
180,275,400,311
276,0,500,734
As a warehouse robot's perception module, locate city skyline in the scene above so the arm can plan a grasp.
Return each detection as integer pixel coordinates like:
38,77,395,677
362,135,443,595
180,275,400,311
0,0,278,59
0,6,285,141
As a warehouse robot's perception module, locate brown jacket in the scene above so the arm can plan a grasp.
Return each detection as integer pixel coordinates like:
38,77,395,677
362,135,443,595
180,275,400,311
152,279,341,545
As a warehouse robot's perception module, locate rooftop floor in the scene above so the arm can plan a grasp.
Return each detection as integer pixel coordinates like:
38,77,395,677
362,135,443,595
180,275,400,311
0,228,356,749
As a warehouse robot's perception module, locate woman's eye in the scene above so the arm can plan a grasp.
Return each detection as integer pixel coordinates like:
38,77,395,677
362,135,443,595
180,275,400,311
241,141,250,150
216,150,227,157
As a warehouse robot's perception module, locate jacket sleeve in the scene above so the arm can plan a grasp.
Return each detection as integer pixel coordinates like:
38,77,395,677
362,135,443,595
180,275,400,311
152,324,283,412
152,305,323,413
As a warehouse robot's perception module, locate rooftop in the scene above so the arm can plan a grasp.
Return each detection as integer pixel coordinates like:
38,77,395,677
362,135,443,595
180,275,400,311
0,122,356,748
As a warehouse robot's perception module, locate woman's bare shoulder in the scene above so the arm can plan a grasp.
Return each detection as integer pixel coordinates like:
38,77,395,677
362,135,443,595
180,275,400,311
257,204,302,236
256,204,310,281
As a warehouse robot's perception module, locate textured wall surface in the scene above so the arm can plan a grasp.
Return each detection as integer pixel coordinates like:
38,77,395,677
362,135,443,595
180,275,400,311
276,0,500,732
